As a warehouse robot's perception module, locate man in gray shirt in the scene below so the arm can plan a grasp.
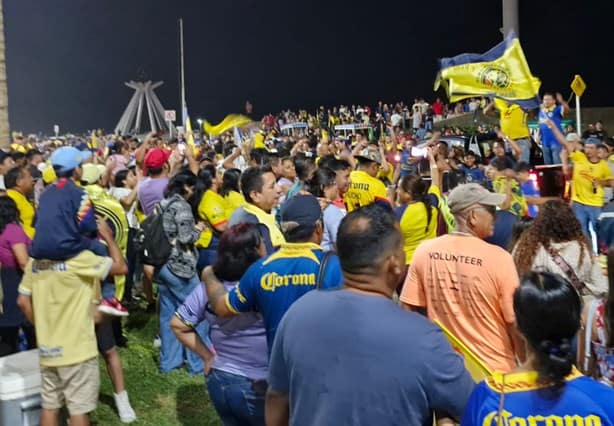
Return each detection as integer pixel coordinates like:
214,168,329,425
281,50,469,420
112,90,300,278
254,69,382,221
266,205,474,426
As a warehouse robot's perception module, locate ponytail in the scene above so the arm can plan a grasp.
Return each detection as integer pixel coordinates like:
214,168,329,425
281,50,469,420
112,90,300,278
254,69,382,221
416,192,433,233
535,338,574,388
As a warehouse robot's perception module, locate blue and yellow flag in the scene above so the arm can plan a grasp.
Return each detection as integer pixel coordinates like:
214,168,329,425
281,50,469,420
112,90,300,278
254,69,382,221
434,32,541,109
204,114,252,137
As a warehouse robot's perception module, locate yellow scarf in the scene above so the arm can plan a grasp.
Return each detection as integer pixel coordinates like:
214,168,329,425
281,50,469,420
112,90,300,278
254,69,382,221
243,203,285,248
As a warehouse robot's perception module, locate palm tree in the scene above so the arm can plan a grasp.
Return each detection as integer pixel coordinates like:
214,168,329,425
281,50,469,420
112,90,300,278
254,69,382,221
0,0,9,148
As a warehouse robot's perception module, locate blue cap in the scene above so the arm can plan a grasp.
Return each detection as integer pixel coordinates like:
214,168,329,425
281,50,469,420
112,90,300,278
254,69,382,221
585,137,601,146
280,194,322,233
50,146,92,173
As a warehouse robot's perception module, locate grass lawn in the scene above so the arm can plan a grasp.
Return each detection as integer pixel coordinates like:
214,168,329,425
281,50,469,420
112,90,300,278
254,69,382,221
91,307,221,426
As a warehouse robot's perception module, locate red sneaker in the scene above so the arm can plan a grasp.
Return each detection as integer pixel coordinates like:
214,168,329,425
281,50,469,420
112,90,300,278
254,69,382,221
98,297,129,317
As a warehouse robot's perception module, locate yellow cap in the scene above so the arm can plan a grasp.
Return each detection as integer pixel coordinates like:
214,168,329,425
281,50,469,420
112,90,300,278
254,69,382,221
81,164,106,184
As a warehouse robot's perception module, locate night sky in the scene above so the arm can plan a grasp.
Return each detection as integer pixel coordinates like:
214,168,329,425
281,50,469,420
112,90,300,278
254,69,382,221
4,0,613,133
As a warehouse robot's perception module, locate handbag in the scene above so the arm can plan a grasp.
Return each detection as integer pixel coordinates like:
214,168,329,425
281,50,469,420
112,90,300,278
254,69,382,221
546,246,591,296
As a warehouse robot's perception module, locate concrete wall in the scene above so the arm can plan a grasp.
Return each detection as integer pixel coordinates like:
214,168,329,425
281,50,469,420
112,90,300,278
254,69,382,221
434,107,614,134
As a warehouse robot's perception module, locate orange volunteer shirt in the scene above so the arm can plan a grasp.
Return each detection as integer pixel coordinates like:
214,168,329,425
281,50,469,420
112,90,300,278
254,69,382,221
400,234,519,372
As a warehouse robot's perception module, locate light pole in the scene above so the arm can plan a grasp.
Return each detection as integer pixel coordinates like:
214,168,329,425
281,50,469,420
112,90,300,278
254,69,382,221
0,0,10,148
502,0,519,38
197,118,203,139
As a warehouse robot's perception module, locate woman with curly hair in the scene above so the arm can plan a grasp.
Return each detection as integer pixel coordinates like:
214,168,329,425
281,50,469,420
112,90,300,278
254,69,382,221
512,200,606,298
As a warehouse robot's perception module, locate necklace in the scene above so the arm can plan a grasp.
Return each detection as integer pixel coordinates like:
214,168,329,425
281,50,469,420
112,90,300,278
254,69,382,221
451,230,474,237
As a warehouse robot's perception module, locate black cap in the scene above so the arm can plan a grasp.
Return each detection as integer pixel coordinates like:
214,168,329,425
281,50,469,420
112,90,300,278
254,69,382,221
280,194,322,233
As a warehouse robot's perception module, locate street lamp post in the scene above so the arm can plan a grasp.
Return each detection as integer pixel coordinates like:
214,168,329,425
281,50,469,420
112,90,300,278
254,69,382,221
502,0,519,38
0,0,10,148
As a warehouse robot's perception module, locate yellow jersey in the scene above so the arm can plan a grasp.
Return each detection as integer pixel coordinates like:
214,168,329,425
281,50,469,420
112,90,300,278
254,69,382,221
19,251,113,367
224,190,246,217
396,185,440,264
196,189,230,248
570,151,613,207
6,189,35,239
493,176,528,217
344,170,390,212
494,98,529,140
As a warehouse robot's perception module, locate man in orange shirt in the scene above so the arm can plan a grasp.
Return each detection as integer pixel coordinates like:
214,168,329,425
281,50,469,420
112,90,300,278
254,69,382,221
400,183,524,372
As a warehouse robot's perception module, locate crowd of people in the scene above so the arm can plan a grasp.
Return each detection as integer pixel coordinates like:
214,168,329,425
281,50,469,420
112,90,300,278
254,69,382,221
0,92,613,425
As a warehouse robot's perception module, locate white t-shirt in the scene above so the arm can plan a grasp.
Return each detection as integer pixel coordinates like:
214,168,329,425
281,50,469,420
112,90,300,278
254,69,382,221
391,113,403,127
0,174,5,190
223,154,248,172
412,112,422,129
108,187,138,229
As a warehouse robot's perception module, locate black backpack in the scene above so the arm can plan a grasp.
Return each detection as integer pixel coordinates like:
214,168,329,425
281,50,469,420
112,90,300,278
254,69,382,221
135,200,176,267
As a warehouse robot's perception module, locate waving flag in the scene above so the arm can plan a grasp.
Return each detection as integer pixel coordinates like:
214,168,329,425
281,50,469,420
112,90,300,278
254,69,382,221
434,32,541,109
204,114,252,137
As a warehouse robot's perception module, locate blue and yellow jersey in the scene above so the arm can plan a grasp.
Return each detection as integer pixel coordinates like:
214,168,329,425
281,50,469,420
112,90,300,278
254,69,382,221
225,242,343,348
461,369,614,425
344,170,390,213
538,104,564,147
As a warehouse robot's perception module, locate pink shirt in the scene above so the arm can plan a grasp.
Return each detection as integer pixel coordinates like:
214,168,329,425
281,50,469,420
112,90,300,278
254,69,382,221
0,223,31,269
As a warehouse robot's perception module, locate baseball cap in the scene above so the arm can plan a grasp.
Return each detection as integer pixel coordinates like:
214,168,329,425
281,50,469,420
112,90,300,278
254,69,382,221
280,194,322,234
144,148,171,170
50,146,92,173
355,148,382,165
447,183,506,215
585,137,601,146
81,164,106,185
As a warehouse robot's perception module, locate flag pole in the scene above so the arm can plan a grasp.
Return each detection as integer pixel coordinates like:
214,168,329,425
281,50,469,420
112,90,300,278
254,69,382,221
179,18,186,127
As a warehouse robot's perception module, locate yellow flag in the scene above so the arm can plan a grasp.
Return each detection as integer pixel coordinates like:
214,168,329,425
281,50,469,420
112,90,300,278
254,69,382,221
204,114,252,136
185,117,195,147
253,132,266,149
89,130,98,150
433,320,493,382
435,32,541,109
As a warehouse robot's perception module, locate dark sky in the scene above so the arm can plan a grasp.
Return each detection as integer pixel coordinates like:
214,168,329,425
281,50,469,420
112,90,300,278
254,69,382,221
4,0,613,133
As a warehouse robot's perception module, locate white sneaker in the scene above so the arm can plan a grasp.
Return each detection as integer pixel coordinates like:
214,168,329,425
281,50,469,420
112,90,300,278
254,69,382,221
153,334,161,349
114,391,137,423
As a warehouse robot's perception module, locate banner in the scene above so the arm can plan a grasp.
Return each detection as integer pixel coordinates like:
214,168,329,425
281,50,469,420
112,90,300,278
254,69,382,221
204,114,252,137
434,32,541,109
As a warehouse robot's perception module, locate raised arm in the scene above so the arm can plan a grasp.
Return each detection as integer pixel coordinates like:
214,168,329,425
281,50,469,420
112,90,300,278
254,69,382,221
556,93,570,115
201,266,235,318
545,119,575,153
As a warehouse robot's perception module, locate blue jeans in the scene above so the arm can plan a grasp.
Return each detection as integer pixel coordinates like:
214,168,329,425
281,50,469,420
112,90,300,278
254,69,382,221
515,138,531,164
197,235,220,275
572,202,601,252
542,144,562,165
206,369,265,426
157,265,210,374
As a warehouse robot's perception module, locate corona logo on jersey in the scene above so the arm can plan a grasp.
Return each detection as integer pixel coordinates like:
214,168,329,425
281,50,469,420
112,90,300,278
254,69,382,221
260,272,317,291
482,410,601,426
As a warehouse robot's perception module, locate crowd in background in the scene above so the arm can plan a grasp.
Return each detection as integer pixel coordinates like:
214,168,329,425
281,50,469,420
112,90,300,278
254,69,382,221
0,92,614,425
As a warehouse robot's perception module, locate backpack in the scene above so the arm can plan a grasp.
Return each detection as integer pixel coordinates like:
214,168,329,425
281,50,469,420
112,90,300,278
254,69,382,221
134,199,176,267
